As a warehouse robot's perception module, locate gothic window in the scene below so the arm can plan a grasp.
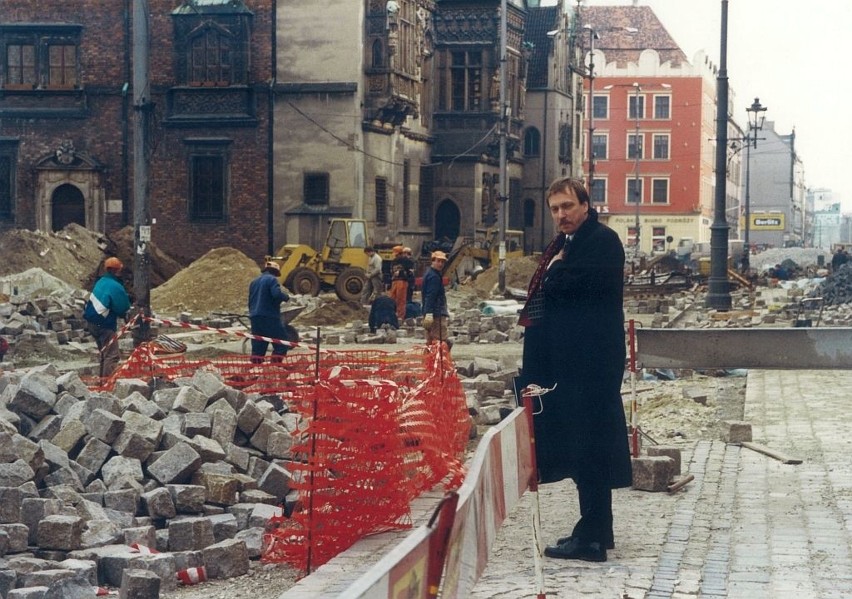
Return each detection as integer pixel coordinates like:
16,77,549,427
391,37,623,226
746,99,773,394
172,1,251,87
372,39,384,68
375,177,388,227
523,127,540,157
419,165,434,226
439,49,482,111
189,28,233,86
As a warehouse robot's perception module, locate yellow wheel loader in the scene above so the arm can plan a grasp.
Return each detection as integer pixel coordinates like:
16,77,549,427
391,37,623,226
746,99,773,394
269,219,394,302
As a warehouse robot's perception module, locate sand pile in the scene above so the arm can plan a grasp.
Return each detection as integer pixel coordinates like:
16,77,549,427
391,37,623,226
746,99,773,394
466,255,538,296
151,247,260,316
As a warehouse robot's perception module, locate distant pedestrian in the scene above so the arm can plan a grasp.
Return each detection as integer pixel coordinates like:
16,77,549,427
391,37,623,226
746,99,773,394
361,246,384,304
831,248,849,272
84,257,131,378
248,261,291,363
0,336,8,362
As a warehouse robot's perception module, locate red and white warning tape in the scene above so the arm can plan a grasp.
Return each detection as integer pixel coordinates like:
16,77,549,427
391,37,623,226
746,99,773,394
177,566,208,585
145,316,307,350
128,542,160,554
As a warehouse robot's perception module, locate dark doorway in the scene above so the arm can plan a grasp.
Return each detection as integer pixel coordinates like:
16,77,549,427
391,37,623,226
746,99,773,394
434,199,460,243
51,183,85,231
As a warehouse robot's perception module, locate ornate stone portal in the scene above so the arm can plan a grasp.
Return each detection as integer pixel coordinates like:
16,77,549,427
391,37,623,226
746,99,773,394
34,140,106,232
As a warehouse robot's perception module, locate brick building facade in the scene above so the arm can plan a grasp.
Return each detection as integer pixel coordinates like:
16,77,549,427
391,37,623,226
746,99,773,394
0,0,273,264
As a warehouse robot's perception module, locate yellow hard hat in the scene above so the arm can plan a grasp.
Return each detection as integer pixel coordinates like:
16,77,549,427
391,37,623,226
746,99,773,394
264,261,281,274
431,251,448,261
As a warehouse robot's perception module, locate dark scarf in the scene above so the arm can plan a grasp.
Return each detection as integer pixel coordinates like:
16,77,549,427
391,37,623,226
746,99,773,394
518,207,597,327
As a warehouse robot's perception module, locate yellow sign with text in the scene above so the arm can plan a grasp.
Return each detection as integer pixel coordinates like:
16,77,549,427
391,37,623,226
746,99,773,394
743,212,785,231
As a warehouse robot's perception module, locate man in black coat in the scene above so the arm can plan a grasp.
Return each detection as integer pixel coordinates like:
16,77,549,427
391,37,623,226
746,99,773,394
518,177,632,563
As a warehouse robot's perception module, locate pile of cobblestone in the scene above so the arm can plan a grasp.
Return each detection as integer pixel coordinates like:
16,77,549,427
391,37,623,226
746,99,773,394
0,272,91,367
0,365,307,596
811,263,852,306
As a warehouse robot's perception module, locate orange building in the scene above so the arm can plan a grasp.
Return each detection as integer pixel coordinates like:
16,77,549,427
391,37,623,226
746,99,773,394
580,5,741,256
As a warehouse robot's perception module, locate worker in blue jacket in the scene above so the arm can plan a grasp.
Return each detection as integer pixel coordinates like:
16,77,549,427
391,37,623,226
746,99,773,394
421,250,450,346
248,261,290,363
84,256,131,377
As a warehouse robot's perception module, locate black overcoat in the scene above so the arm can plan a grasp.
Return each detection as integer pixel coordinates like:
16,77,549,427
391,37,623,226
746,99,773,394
521,211,633,487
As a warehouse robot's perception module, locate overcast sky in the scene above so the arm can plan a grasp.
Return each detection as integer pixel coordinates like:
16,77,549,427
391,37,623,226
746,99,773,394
553,0,852,211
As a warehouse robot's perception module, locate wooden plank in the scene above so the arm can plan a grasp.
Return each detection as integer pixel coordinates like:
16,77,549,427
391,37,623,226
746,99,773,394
741,441,803,465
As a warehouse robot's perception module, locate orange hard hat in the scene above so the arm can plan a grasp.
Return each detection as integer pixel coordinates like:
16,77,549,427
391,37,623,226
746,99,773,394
431,251,448,261
392,245,404,255
104,257,123,271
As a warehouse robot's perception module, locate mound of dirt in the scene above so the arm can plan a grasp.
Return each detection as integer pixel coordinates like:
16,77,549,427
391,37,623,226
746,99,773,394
292,298,369,327
467,255,538,296
106,226,184,289
151,247,260,316
0,224,184,298
0,224,108,289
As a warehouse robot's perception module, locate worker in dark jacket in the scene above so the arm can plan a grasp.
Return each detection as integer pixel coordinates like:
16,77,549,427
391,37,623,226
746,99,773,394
248,261,290,363
84,256,132,378
421,251,450,345
368,292,399,333
518,177,632,563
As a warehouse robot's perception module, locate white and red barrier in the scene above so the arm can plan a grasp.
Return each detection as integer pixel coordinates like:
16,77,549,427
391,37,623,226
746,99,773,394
336,406,535,598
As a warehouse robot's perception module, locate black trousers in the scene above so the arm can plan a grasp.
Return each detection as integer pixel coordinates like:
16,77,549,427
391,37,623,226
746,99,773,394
571,476,613,545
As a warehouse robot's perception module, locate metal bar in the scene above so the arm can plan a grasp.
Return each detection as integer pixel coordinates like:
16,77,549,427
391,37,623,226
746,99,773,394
635,328,852,370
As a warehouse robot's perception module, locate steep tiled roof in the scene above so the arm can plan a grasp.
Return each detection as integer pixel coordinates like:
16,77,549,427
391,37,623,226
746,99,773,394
524,6,560,89
580,5,688,67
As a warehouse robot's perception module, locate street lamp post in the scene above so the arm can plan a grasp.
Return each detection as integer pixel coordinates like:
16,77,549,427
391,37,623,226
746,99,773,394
706,0,731,310
742,97,767,272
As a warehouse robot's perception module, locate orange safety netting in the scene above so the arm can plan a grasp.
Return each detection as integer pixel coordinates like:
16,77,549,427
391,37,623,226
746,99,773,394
88,341,470,575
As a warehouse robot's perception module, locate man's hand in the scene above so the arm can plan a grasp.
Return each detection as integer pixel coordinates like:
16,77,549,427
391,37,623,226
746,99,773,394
422,314,434,328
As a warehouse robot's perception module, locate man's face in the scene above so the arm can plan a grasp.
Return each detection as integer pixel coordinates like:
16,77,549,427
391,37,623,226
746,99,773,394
432,258,446,270
548,188,589,236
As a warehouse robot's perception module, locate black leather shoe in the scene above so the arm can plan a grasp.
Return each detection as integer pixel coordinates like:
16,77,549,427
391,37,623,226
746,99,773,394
544,538,607,562
556,535,615,550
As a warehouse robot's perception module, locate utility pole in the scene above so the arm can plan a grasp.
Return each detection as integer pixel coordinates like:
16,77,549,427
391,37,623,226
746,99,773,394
132,0,152,343
497,0,508,293
632,83,641,254
584,25,599,195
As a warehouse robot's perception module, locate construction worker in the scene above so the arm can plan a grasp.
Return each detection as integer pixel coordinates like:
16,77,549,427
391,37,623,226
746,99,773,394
421,250,450,346
389,245,415,320
248,261,291,363
84,256,131,378
361,246,384,304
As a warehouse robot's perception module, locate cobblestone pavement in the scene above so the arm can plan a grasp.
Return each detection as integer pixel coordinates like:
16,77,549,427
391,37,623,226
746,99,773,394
469,370,852,598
